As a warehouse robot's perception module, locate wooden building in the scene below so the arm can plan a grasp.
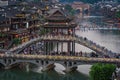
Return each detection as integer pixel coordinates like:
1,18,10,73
8,11,41,44
0,16,10,49
0,1,49,49
42,8,77,55
8,12,30,44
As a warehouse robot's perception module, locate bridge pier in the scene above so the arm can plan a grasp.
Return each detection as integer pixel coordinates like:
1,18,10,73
3,58,13,69
4,66,11,70
42,64,55,71
63,61,78,72
64,66,78,73
25,63,30,72
72,41,75,56
41,60,55,72
57,42,59,54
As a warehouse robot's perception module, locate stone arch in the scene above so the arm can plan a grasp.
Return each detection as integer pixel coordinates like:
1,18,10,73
8,59,55,70
76,9,81,13
54,61,79,72
8,60,41,67
0,59,11,67
75,8,83,13
77,64,92,74
54,63,66,69
83,8,89,14
54,63,66,73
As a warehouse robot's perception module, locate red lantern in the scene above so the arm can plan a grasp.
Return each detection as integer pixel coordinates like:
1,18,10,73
15,34,19,38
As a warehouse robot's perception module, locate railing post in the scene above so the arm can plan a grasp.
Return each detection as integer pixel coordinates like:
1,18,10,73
57,41,59,54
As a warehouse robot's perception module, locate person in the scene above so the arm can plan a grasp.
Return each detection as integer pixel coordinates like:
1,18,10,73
112,72,116,80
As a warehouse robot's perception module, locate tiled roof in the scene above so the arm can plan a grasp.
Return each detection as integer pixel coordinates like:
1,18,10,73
0,16,9,21
46,8,72,19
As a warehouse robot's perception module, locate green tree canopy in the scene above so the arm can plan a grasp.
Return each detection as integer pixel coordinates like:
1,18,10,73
65,4,75,15
89,63,116,80
116,11,120,18
13,38,21,45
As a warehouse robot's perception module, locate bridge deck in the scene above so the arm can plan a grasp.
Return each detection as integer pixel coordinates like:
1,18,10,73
0,54,120,64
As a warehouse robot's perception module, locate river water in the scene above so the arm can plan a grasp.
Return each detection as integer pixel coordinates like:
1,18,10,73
75,30,120,53
1,16,120,80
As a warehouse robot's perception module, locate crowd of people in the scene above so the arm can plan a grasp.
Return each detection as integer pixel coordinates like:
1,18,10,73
5,32,119,59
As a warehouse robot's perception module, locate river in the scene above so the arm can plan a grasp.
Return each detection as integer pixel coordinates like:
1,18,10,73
75,30,120,53
1,16,120,80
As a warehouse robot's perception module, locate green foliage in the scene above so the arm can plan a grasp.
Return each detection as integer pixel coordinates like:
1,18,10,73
116,11,120,18
89,63,116,80
39,27,52,35
65,5,73,11
65,4,75,15
13,38,21,45
39,28,47,35
0,33,6,37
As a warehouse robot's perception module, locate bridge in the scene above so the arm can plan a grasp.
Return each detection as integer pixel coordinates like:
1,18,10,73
72,2,90,13
78,25,120,31
0,53,119,71
8,34,116,58
0,34,119,71
77,15,120,31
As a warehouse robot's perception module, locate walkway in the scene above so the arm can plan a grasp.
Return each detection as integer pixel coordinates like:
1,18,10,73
75,35,116,57
0,54,120,64
78,21,120,31
9,37,42,53
7,34,117,58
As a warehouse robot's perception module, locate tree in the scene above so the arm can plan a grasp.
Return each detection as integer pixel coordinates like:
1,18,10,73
89,63,116,80
116,11,120,18
65,4,75,15
13,38,21,45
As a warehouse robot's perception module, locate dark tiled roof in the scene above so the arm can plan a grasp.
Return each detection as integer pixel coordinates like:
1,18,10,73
47,8,72,19
0,16,9,21
8,1,21,6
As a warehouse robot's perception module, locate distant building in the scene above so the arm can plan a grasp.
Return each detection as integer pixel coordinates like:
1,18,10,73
72,2,90,13
0,0,8,6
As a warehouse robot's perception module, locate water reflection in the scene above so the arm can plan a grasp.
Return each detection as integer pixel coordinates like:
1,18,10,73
0,69,89,80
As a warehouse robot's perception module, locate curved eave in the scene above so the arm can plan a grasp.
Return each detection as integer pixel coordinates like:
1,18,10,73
42,24,77,28
44,16,73,21
46,18,72,21
41,39,73,42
